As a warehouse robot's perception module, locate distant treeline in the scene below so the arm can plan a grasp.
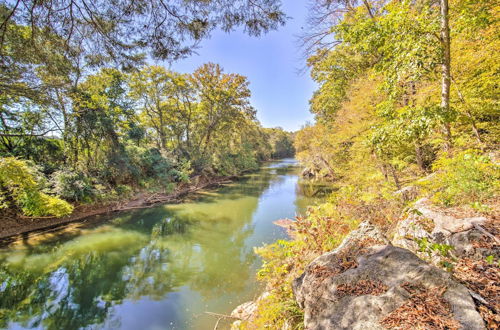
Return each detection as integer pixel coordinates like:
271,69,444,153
0,62,294,217
0,1,290,217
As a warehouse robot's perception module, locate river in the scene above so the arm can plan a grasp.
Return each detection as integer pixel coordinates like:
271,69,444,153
0,159,331,330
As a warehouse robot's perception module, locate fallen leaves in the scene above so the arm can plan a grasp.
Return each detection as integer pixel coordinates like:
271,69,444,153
336,280,388,298
381,283,460,330
453,258,500,329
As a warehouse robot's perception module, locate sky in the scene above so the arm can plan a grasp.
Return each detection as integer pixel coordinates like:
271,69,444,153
167,1,317,132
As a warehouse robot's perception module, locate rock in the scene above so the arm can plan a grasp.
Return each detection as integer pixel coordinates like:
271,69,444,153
230,292,270,329
448,228,499,259
302,167,315,179
231,301,258,321
392,199,496,262
293,225,485,329
394,185,419,201
413,198,487,236
330,221,390,254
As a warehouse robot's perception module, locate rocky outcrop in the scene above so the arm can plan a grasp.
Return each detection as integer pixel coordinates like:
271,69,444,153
392,198,498,262
293,221,485,330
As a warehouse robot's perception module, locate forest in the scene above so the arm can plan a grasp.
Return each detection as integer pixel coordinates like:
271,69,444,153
0,1,294,218
250,0,499,329
0,0,499,329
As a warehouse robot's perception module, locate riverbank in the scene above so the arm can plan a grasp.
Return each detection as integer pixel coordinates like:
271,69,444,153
231,154,499,329
0,174,237,242
232,196,499,329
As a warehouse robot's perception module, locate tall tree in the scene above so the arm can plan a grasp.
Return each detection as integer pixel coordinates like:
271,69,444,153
0,0,285,62
440,0,453,149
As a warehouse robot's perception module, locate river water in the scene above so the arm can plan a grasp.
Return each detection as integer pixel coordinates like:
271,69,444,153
0,159,330,330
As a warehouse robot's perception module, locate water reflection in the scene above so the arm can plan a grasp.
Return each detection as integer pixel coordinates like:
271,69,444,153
0,159,327,330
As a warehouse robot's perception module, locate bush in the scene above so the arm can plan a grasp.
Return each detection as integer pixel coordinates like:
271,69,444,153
251,203,361,328
419,150,499,206
212,145,259,176
0,157,73,217
139,148,177,182
19,191,74,217
103,151,140,185
51,169,96,202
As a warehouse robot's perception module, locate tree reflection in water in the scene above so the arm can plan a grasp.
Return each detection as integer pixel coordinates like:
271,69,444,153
0,159,329,330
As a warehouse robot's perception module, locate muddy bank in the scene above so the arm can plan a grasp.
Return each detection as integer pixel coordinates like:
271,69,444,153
0,174,236,243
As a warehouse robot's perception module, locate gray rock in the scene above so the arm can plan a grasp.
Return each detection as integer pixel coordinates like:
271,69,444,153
294,243,485,330
448,228,499,259
392,199,495,262
394,186,420,201
330,221,390,254
413,198,487,236
230,292,270,329
231,301,258,321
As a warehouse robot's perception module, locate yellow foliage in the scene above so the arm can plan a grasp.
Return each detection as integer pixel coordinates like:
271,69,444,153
0,157,73,217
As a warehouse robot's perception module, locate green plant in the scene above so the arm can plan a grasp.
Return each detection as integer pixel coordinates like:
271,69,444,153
20,191,74,217
416,237,453,258
485,255,495,265
419,150,499,206
51,169,96,203
0,157,73,217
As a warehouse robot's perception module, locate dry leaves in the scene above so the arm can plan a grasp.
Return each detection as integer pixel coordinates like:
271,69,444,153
381,283,460,330
310,237,386,280
336,280,388,298
453,258,500,329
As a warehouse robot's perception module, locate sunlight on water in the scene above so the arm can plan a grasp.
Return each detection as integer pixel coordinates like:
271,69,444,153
0,159,330,330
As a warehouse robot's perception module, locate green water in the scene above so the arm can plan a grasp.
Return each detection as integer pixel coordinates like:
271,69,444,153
0,159,330,330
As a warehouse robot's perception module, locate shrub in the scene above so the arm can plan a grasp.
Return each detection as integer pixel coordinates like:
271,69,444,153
419,150,499,206
51,169,96,202
113,184,134,197
212,145,259,176
252,204,361,328
103,151,140,185
175,160,192,183
0,157,73,217
19,191,74,217
139,148,177,182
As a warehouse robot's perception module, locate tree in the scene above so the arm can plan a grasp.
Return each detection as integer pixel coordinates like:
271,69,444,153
189,63,256,168
129,66,191,154
70,68,135,183
0,0,285,62
440,0,453,149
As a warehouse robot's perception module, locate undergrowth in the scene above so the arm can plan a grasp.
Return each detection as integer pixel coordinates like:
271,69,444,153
419,150,499,207
242,150,498,329
243,184,403,329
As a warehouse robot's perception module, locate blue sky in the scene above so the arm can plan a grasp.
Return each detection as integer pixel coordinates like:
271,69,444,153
168,1,316,132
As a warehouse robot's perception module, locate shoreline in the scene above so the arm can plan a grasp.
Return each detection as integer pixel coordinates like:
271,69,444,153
0,174,238,244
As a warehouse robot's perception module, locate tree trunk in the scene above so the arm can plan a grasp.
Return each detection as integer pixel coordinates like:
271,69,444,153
440,0,452,150
415,141,426,172
388,164,402,190
363,0,374,18
452,77,483,145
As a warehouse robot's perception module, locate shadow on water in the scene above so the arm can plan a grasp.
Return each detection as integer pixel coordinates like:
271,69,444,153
0,159,331,330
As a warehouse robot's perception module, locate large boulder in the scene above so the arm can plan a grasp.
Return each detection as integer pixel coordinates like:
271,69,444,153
293,222,485,330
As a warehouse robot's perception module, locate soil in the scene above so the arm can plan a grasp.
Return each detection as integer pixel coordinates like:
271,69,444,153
0,174,237,244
